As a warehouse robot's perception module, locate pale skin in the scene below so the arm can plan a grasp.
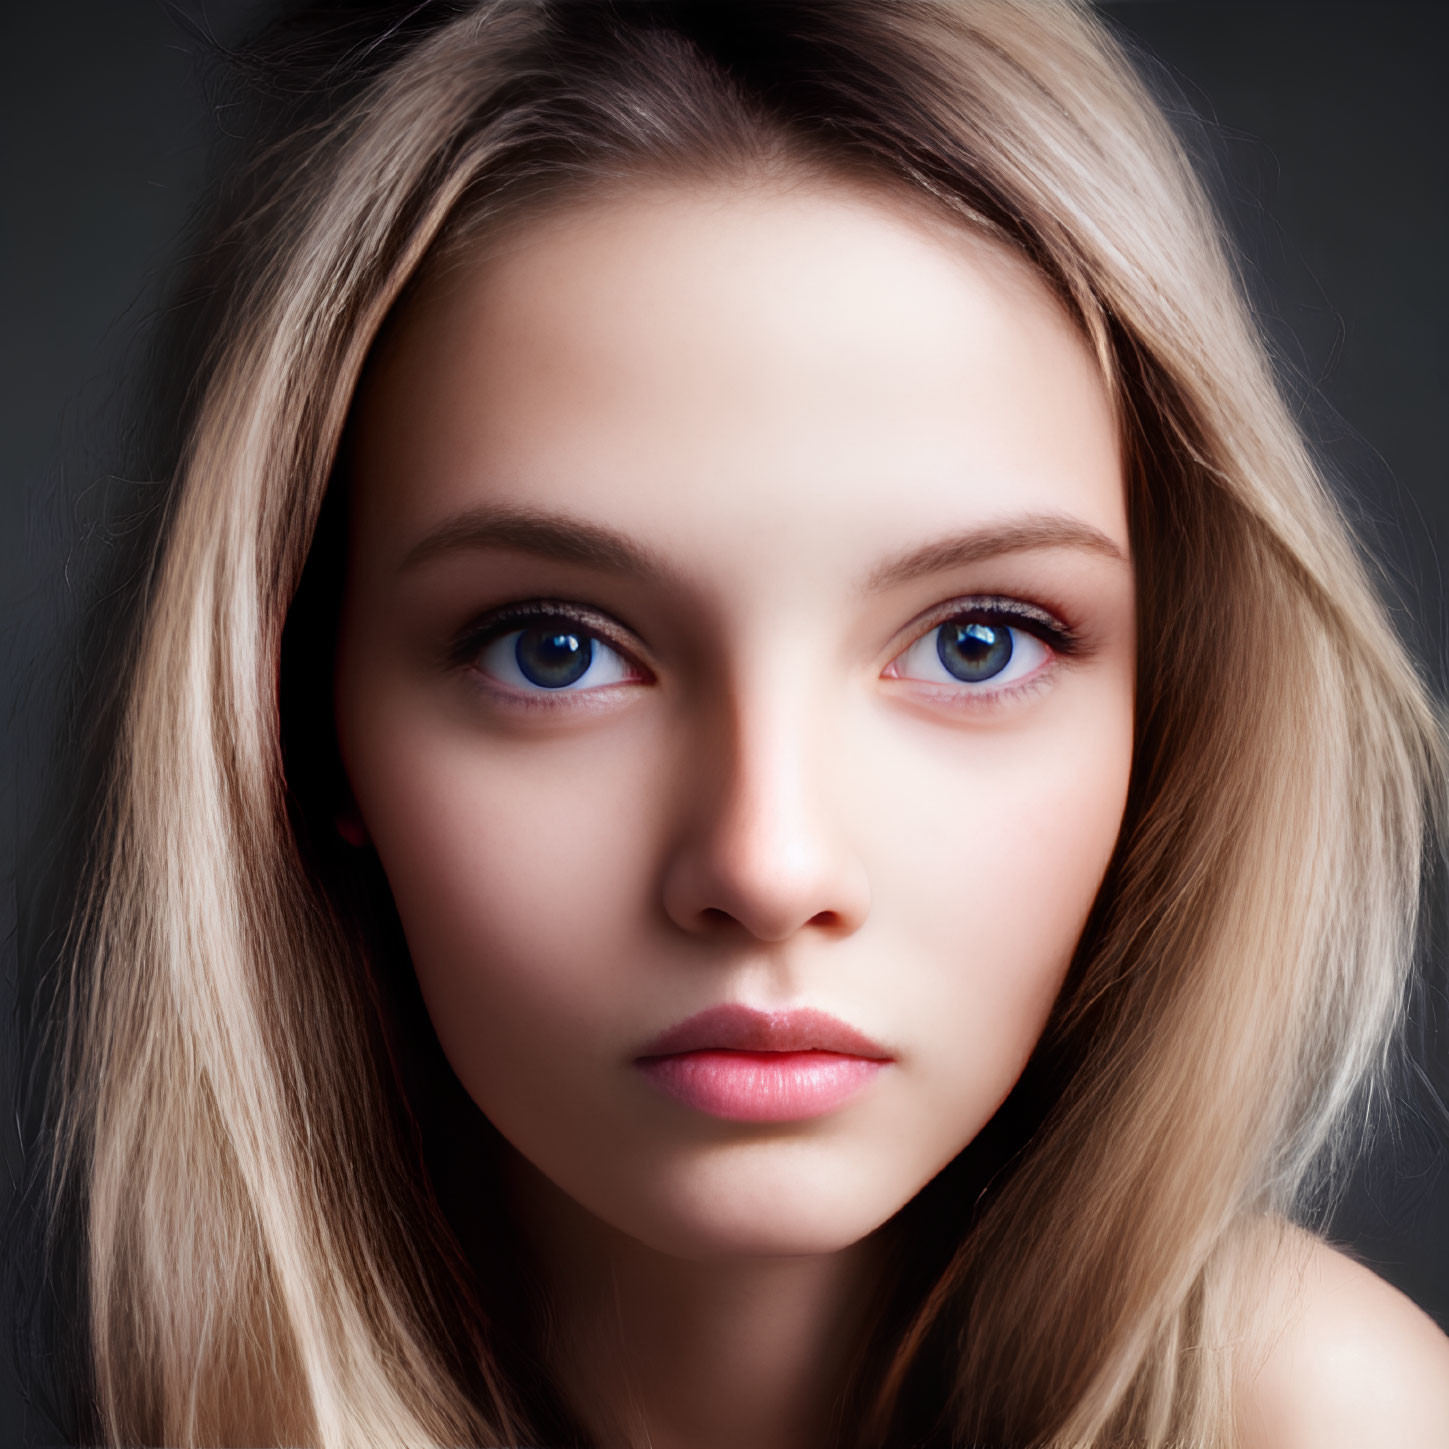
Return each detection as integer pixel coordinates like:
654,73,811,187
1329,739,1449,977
331,175,1449,1448
1240,1226,1449,1448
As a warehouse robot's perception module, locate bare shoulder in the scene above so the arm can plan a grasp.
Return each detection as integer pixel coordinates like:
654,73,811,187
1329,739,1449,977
1236,1221,1449,1449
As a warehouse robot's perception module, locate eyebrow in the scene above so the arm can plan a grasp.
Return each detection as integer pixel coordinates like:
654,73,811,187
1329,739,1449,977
400,505,688,587
863,513,1126,592
398,503,1126,591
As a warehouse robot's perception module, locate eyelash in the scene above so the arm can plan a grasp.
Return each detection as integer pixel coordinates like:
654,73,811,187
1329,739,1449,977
446,595,1085,713
884,594,1084,712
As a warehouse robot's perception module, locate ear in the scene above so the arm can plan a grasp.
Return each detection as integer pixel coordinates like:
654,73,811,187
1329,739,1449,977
336,807,370,848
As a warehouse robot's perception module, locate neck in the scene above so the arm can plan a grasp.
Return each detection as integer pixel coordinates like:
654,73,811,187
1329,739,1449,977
500,1144,891,1449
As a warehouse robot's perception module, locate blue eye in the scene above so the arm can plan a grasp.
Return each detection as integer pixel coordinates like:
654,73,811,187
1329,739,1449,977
888,610,1055,694
936,619,1015,682
454,596,1075,707
468,612,637,694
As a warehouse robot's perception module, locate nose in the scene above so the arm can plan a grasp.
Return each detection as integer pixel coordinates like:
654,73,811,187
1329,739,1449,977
659,681,871,944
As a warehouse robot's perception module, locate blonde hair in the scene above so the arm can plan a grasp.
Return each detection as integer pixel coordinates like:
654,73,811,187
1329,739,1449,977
17,1,1447,1444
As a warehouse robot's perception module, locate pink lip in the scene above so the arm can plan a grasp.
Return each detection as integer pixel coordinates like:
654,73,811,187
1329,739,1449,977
635,1005,892,1122
638,1004,891,1058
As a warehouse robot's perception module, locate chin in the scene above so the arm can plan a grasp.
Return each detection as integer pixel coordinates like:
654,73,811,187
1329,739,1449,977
579,1138,921,1261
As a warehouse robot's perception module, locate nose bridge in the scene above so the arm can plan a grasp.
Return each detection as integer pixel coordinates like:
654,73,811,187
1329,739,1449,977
718,662,825,865
661,648,870,943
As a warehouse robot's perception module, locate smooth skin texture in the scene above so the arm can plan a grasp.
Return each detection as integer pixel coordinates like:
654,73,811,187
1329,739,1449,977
1237,1227,1449,1449
332,177,1449,1448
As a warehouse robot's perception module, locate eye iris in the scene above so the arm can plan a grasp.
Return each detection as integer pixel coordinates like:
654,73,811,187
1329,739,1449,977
937,619,1011,682
515,626,592,687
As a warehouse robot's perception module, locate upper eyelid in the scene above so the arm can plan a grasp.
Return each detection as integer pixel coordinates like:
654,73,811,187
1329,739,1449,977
447,599,642,671
895,593,1074,647
884,598,1073,693
450,593,1079,678
461,593,1071,635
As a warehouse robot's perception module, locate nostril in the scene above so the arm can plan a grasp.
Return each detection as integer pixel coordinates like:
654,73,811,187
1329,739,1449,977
659,818,871,943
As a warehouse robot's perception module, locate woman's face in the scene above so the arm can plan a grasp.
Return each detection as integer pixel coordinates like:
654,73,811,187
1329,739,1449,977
334,176,1136,1260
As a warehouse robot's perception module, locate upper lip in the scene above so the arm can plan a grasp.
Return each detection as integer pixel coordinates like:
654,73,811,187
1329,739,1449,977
636,1004,893,1060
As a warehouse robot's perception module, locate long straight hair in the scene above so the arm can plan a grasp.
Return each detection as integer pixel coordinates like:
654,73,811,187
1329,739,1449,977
17,1,1447,1444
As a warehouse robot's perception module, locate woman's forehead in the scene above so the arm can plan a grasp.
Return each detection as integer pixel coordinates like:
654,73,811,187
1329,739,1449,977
346,177,1127,585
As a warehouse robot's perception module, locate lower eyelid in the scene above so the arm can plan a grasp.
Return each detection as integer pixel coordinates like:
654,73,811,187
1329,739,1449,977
886,620,1054,691
887,664,1058,706
452,601,1073,707
472,626,639,694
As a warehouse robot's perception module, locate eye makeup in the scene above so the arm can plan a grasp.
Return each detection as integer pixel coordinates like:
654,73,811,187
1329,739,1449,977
889,592,1083,658
439,588,1091,715
442,599,647,676
879,592,1087,713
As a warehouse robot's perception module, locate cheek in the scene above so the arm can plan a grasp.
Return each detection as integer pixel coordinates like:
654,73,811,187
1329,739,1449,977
334,643,1134,1256
335,690,667,1075
867,677,1132,1109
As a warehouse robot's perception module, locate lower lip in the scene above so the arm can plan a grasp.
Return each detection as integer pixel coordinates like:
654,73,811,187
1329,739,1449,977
635,1050,888,1122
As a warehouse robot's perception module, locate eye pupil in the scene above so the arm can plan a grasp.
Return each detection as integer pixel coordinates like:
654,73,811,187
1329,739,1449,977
516,626,592,687
937,620,1011,682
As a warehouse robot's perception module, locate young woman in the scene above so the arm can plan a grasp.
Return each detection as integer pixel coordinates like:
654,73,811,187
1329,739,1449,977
13,1,1449,1445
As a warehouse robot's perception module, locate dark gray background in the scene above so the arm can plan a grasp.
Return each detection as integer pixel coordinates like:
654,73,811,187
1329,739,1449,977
3,1,1446,1442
